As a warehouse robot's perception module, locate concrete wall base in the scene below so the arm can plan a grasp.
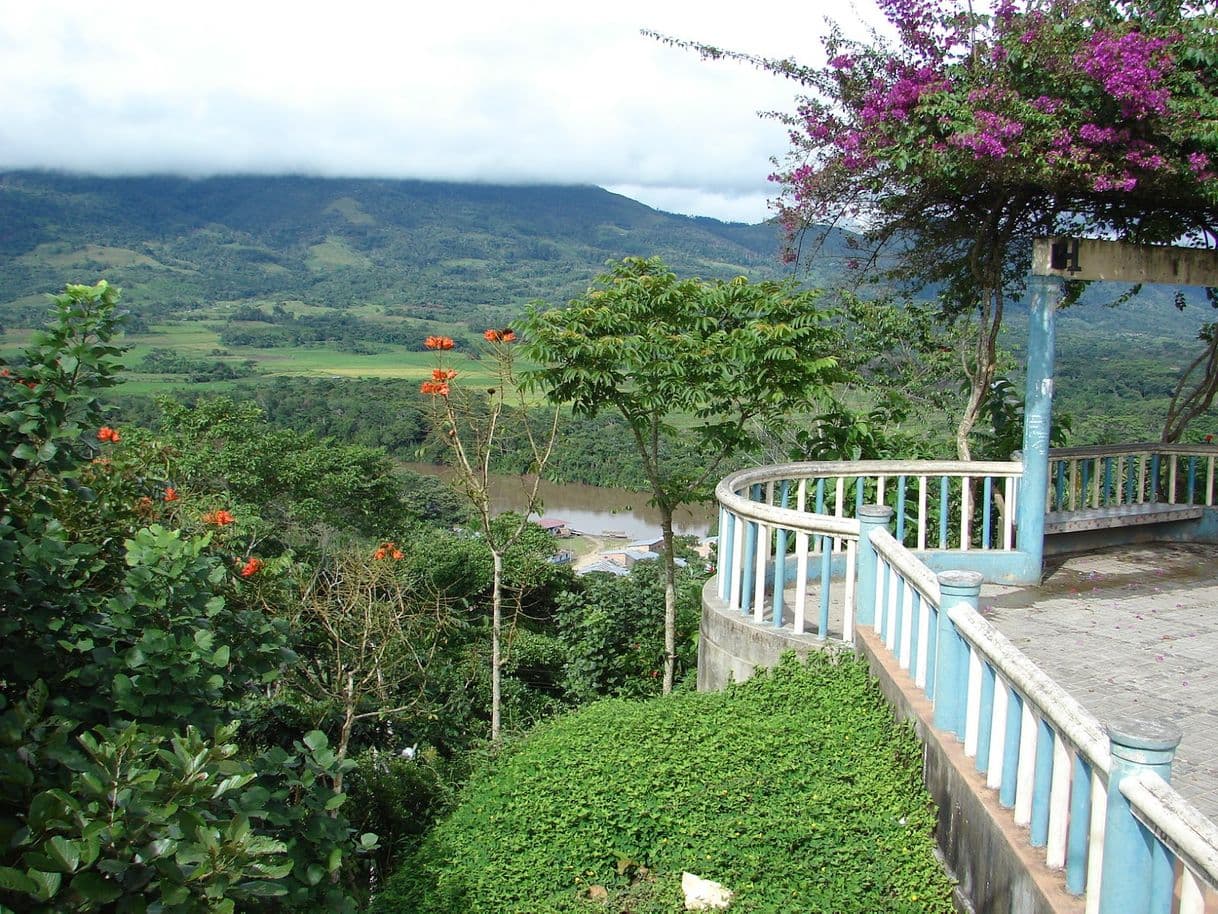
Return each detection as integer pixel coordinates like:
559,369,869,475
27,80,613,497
697,582,840,691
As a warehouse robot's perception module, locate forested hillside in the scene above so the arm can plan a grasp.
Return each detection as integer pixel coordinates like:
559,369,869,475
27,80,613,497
0,171,829,328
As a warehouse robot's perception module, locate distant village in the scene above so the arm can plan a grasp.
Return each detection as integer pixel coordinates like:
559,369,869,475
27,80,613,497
536,517,715,576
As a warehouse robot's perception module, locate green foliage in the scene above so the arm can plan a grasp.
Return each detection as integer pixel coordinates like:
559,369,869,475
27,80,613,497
4,719,292,914
154,396,409,543
372,653,955,914
556,561,702,702
0,285,373,912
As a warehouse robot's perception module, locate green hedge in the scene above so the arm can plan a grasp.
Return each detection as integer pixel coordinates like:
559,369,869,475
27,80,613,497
372,652,954,914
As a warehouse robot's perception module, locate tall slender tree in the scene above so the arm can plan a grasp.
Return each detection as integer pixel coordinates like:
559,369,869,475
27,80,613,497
522,257,846,693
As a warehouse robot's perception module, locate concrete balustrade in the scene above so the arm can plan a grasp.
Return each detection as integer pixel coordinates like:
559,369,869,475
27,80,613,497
710,472,1218,914
715,459,1026,638
1048,443,1218,513
855,507,1218,914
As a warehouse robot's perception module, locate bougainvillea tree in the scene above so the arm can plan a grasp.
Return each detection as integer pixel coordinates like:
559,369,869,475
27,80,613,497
659,0,1218,454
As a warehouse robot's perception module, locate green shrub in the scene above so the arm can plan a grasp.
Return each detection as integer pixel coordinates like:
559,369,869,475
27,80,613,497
372,653,954,914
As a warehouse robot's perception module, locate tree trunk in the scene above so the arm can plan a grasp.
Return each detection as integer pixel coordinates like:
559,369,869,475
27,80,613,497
955,287,1004,461
333,671,355,797
1162,326,1218,443
491,549,503,742
660,510,677,695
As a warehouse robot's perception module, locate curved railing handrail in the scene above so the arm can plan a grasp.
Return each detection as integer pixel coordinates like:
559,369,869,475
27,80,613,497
870,528,941,604
717,459,1025,540
720,459,1025,496
1122,770,1218,890
1050,442,1218,458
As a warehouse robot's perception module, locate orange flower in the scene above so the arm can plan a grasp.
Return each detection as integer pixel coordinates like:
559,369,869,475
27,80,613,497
163,487,179,502
483,328,516,343
424,336,455,350
431,368,457,382
0,368,9,378
420,380,450,396
202,509,236,526
97,426,121,443
374,541,403,560
239,557,264,578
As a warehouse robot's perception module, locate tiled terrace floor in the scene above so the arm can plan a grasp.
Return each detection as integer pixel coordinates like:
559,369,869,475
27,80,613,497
981,543,1218,821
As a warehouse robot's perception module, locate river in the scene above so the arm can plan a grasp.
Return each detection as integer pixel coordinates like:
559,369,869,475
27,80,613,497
400,463,714,542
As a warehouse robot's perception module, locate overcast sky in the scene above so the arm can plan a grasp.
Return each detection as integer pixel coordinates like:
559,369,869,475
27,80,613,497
0,1,886,223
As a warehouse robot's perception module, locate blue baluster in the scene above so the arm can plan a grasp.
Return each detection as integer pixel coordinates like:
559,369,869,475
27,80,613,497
939,476,950,549
855,476,864,515
818,536,832,641
1066,754,1091,895
999,689,1022,808
773,481,790,629
976,662,995,774
982,476,993,549
896,476,907,542
719,509,734,601
1054,461,1066,511
924,601,939,697
1150,453,1161,503
741,485,759,616
1125,457,1136,504
1030,717,1054,847
1188,456,1198,504
892,574,905,657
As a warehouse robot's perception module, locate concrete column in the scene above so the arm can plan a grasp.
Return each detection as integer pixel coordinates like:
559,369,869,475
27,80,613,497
933,571,983,738
1017,274,1062,582
855,505,893,630
1098,718,1182,914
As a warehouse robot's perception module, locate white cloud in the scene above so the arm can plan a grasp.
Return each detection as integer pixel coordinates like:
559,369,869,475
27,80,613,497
0,0,887,222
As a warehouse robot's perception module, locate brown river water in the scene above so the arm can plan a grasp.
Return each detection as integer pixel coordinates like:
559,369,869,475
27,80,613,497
400,463,714,542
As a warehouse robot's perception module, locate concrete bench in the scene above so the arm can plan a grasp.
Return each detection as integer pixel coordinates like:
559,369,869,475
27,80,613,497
1043,503,1206,536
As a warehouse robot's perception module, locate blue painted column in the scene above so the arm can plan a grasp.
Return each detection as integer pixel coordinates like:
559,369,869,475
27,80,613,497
1017,273,1062,583
1098,718,1182,914
855,505,894,630
933,571,982,738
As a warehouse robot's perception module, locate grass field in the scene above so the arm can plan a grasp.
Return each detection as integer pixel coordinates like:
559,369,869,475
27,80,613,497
2,318,523,395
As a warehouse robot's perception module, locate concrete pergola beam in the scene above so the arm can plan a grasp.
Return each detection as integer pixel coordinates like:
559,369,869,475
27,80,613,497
1033,237,1218,286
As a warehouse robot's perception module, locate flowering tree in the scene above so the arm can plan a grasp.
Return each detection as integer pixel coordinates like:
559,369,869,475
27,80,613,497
521,257,846,693
418,331,559,742
659,0,1218,455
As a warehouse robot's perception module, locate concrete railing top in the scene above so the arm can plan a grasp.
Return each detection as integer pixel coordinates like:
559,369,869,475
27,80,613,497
946,602,1111,773
1121,770,1218,890
1049,442,1218,459
719,459,1025,495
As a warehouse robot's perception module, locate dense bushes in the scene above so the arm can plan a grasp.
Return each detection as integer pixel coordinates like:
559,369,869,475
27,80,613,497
372,653,955,914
